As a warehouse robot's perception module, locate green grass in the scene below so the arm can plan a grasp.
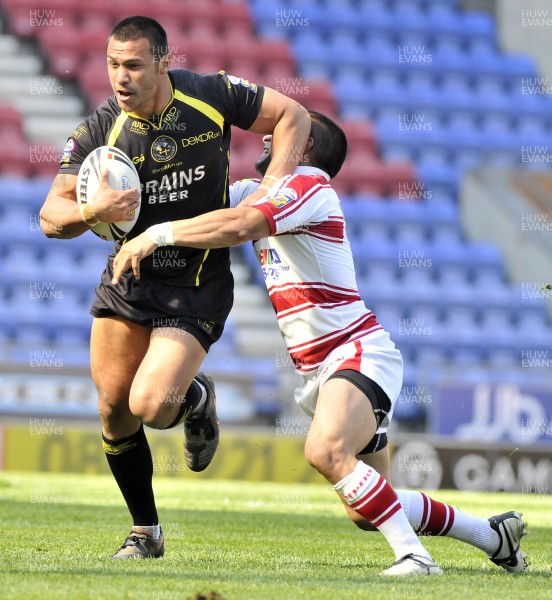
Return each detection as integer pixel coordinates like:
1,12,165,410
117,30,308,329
0,471,551,599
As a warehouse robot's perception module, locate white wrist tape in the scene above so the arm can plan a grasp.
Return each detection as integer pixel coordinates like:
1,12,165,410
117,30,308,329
145,222,174,246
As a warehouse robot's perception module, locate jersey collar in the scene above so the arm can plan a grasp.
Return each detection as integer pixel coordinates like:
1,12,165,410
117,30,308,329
294,165,330,180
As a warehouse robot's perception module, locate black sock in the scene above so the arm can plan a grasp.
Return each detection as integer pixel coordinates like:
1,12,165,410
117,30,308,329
164,378,203,429
102,424,158,526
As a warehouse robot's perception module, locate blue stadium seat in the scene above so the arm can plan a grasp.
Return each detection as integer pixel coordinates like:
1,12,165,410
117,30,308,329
416,154,459,194
4,281,48,330
40,246,82,285
441,75,478,107
328,32,366,75
427,6,466,41
398,267,439,308
2,243,43,280
342,198,394,239
333,72,371,115
479,306,526,354
467,242,504,276
43,286,89,331
462,11,496,40
363,35,402,71
392,5,429,36
365,262,399,284
0,176,38,207
0,205,37,243
358,272,401,309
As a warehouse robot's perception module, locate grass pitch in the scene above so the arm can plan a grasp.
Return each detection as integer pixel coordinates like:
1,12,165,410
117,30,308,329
0,471,551,599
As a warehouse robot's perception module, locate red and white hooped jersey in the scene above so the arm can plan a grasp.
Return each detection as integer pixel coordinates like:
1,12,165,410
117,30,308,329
229,166,383,374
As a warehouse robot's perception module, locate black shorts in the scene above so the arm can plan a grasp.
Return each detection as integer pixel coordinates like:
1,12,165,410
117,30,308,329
327,369,391,455
90,254,233,351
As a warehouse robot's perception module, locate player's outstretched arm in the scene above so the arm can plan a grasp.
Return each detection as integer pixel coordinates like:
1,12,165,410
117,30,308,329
111,207,270,284
40,170,140,239
243,88,310,206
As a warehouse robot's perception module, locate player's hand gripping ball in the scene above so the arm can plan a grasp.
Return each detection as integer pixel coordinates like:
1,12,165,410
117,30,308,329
77,146,141,241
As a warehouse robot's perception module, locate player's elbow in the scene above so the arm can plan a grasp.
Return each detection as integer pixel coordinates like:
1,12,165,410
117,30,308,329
230,210,269,243
39,213,60,238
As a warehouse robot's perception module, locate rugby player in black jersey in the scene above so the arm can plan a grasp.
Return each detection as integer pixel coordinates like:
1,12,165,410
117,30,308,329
40,15,310,559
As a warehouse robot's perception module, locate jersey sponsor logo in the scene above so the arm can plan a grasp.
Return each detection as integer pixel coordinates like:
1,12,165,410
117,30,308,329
227,74,258,93
258,248,290,280
269,188,298,209
132,154,146,164
130,120,150,136
258,248,281,266
151,135,178,162
60,138,76,165
181,130,221,148
142,166,205,204
161,106,184,132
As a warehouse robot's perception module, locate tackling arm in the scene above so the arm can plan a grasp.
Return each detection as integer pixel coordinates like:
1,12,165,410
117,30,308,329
111,207,270,283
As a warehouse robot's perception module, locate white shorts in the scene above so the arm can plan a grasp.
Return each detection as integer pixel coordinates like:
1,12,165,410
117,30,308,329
293,330,403,433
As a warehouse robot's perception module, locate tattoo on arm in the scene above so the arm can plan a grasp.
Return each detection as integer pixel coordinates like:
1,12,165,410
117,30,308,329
51,173,70,190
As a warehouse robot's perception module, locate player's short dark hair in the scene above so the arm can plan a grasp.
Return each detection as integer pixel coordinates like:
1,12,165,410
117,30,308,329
308,111,348,179
109,16,169,61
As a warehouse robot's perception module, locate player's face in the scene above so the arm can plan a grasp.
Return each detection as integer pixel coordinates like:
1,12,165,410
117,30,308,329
107,37,166,115
255,135,272,176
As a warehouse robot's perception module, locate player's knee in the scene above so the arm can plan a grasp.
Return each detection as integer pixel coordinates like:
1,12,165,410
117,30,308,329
97,392,130,424
304,437,348,479
129,389,172,429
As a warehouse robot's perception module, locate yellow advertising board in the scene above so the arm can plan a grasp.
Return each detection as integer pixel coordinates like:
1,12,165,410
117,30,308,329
1,424,326,484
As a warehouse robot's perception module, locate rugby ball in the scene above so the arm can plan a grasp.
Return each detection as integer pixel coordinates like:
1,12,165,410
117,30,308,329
77,145,141,241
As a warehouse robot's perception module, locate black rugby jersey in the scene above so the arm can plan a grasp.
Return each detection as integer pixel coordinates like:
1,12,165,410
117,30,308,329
60,69,264,286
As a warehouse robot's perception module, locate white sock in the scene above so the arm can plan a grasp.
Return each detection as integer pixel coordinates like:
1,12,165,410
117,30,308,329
396,490,499,554
335,461,433,561
135,524,161,541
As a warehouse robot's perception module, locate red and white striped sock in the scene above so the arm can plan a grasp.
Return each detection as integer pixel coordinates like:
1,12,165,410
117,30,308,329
334,461,432,561
397,490,498,553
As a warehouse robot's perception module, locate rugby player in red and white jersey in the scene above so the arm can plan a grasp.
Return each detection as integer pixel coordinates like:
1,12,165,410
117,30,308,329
112,112,528,575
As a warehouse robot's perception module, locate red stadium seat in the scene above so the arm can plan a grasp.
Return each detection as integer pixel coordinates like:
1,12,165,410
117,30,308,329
258,39,295,72
110,0,155,22
0,134,32,177
218,2,254,35
79,56,112,108
37,19,82,55
261,64,298,89
383,162,418,197
230,155,262,183
75,0,113,18
338,153,388,196
80,16,114,54
191,58,226,74
178,0,221,33
341,119,379,155
300,80,337,117
0,104,24,136
225,61,264,83
35,19,83,79
221,29,262,65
